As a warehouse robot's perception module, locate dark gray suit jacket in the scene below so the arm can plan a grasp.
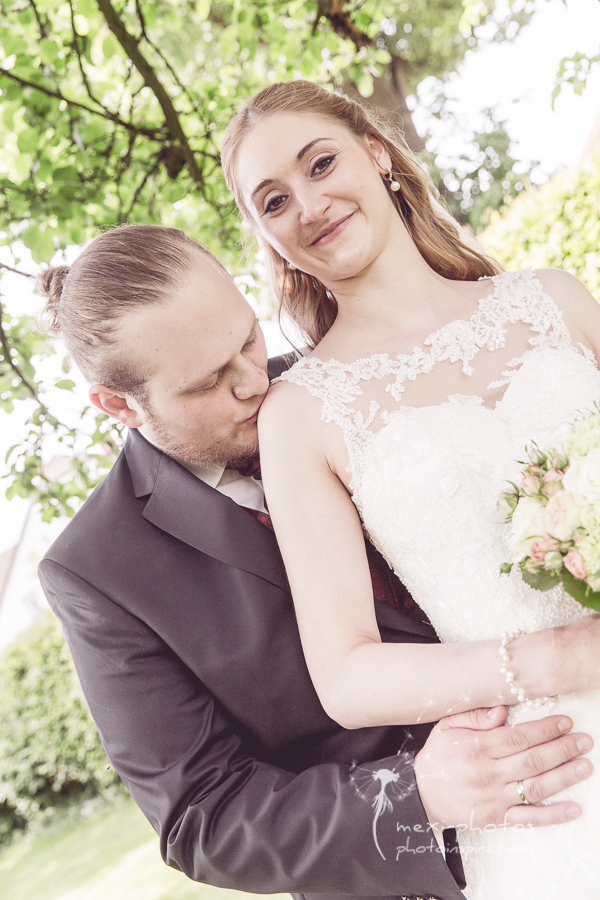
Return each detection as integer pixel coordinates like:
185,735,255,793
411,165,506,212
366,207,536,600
39,360,465,900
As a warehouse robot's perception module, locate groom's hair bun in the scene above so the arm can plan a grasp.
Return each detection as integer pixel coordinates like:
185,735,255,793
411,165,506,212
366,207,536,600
37,266,70,335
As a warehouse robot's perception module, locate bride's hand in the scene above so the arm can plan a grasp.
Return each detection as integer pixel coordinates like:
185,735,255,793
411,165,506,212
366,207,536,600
510,614,600,698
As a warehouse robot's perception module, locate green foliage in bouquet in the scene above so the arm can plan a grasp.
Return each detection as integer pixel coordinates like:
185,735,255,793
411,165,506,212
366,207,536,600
560,567,600,612
0,612,123,844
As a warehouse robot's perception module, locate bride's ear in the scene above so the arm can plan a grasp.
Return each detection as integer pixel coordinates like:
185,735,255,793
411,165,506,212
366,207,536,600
366,134,392,173
89,384,145,428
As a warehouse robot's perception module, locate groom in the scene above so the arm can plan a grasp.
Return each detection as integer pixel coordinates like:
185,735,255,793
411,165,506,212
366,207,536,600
39,235,592,900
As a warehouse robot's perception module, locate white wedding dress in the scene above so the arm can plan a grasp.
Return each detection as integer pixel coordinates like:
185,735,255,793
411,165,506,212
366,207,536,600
280,270,600,900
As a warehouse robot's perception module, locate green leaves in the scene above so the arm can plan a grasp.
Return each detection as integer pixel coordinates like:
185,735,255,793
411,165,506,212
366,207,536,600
482,152,600,299
21,226,56,264
553,53,600,107
561,568,600,613
519,566,561,593
0,612,123,842
0,0,550,516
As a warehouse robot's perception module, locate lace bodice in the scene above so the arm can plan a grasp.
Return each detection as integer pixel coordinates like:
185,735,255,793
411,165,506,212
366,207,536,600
281,270,595,498
280,269,600,899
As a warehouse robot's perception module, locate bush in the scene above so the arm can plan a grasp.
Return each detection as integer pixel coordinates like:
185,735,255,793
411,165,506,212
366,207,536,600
480,152,600,297
0,611,123,843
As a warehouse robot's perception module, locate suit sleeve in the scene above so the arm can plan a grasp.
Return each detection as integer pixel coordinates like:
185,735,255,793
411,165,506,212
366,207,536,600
39,559,463,900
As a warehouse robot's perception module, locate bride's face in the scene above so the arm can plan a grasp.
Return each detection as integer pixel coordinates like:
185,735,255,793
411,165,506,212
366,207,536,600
234,112,401,285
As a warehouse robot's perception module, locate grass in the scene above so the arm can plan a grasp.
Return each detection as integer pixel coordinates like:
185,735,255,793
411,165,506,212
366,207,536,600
0,794,289,900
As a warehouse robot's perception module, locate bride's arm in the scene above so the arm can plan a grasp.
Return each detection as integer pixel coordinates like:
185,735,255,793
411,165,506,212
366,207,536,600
259,381,599,729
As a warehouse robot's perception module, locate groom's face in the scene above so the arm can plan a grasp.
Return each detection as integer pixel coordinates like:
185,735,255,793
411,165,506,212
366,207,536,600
119,253,269,467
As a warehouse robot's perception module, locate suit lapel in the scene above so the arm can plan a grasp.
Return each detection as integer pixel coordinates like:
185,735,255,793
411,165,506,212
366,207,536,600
123,431,437,640
125,430,289,591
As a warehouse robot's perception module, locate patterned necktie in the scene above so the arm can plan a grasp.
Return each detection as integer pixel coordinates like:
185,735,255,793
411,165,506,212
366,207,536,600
229,454,262,480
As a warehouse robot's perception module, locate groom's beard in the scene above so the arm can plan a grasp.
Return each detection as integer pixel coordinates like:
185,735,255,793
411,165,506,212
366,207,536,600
142,408,259,469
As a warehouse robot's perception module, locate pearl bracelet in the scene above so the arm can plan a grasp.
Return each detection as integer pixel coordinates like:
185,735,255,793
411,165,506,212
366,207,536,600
499,631,558,710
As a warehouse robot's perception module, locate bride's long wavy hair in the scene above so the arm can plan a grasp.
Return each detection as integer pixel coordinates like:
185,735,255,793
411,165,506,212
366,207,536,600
221,80,502,349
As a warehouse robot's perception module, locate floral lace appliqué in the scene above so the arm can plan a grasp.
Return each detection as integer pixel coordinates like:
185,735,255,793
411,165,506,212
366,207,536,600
280,269,588,492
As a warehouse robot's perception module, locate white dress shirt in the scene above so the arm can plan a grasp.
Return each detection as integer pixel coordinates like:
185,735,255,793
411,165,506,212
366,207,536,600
180,460,268,514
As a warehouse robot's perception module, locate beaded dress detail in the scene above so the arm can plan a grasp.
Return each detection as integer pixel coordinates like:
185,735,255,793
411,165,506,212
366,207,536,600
280,270,600,900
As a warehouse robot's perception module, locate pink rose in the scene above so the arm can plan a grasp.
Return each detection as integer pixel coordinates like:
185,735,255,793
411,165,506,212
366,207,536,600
564,549,587,580
542,479,563,498
543,490,580,541
530,537,554,563
543,468,564,483
521,474,541,494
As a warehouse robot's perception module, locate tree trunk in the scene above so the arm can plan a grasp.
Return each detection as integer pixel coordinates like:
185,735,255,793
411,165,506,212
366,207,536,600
344,57,424,153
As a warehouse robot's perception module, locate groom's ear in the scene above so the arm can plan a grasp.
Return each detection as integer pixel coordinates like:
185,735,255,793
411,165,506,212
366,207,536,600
89,384,145,428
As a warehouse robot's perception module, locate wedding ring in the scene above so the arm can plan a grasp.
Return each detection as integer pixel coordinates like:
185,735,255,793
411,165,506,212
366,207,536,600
516,780,530,804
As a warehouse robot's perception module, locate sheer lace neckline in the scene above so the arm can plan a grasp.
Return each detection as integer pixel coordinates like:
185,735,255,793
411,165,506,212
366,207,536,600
279,269,596,493
308,273,498,375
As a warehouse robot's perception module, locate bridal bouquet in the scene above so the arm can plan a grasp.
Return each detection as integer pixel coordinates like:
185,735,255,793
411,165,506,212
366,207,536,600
499,406,600,612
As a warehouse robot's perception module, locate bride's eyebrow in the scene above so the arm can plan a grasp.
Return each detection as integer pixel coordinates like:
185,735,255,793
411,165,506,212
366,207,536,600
250,137,331,202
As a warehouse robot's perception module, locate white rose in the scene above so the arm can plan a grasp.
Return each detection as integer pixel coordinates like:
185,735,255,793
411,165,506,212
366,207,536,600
543,489,580,541
563,449,600,507
509,496,546,560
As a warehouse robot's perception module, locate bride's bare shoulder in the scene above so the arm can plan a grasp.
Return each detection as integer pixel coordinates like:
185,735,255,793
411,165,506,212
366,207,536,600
535,267,600,354
535,267,595,307
260,364,325,432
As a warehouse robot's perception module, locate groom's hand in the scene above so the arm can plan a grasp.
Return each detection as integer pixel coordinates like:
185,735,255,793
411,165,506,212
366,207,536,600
414,705,593,831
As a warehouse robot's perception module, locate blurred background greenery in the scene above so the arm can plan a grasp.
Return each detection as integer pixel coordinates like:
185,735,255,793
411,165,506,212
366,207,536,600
0,0,598,894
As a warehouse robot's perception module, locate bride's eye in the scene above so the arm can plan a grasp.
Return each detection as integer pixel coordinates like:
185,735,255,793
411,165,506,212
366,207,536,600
312,155,335,176
264,194,286,215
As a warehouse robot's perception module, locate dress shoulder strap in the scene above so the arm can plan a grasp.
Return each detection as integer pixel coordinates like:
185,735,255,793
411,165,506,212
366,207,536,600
481,268,570,344
280,356,381,490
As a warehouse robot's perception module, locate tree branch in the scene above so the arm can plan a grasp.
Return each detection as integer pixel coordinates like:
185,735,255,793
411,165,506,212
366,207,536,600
0,262,35,279
319,1,424,151
319,0,372,50
68,0,106,111
0,69,163,140
28,0,49,39
0,299,38,399
122,153,163,220
134,0,201,114
96,0,204,185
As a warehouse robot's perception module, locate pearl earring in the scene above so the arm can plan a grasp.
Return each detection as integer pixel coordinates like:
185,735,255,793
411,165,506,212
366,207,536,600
386,169,400,192
289,262,296,271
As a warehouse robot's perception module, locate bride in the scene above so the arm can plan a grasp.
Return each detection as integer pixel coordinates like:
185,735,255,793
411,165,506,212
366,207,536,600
221,81,600,898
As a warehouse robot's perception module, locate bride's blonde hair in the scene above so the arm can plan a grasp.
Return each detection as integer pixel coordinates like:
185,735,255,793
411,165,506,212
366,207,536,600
221,80,502,349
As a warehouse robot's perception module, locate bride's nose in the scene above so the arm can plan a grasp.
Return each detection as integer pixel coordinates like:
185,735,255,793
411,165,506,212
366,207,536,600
297,184,331,226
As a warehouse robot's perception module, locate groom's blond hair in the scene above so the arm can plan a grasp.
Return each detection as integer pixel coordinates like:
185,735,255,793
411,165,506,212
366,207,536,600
38,224,222,405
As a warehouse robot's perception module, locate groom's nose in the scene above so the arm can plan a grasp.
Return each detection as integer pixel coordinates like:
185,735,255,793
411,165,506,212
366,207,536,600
232,361,269,401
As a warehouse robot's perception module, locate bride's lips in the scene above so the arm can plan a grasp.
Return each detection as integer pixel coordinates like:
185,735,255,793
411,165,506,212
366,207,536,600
310,213,355,247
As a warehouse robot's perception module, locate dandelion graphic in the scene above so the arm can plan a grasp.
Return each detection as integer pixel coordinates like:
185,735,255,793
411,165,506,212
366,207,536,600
350,750,415,860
